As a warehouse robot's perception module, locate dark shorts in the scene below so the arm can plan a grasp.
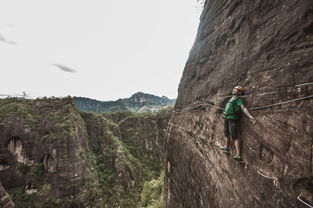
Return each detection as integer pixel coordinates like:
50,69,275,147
224,119,239,139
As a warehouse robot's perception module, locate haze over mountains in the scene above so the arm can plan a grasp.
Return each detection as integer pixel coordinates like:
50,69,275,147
74,92,176,113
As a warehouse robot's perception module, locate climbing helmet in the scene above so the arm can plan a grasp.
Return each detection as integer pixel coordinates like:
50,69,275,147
234,86,245,92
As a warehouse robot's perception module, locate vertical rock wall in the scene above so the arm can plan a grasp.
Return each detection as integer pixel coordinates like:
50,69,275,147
118,110,170,162
165,0,313,207
79,110,172,207
0,98,90,206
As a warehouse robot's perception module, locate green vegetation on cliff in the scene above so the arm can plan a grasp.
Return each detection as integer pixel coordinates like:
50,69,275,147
0,97,86,208
80,109,171,208
9,184,63,208
0,98,38,129
0,97,171,208
0,97,81,143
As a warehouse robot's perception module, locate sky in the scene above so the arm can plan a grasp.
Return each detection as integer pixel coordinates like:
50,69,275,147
0,0,201,101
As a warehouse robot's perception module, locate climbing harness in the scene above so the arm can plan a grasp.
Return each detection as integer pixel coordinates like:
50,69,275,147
297,195,313,208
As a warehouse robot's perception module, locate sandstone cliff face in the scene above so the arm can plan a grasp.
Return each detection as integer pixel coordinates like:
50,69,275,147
118,110,169,163
165,0,313,207
0,98,171,207
81,110,171,207
0,98,90,207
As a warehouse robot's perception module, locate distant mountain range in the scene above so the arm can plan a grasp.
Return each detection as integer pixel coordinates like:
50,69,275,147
74,92,176,113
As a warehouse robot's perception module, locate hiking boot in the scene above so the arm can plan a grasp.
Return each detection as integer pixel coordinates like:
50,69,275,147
219,146,230,154
233,155,242,161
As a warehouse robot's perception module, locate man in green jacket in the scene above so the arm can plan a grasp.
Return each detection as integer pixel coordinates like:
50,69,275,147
220,86,256,161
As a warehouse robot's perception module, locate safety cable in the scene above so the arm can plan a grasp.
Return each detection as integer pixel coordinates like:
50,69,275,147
295,82,313,87
250,94,313,111
174,94,313,113
257,170,274,180
297,196,313,208
169,111,313,207
203,103,224,110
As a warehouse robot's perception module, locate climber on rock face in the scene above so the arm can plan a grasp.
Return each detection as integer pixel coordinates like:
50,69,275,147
219,86,256,162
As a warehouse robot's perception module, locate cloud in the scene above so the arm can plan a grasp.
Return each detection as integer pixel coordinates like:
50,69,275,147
6,40,17,45
0,34,6,42
0,33,17,45
52,63,77,73
5,24,15,28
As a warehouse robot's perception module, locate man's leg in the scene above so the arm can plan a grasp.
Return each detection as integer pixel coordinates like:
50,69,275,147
225,136,230,149
222,119,231,152
229,120,242,160
234,139,241,156
220,136,230,153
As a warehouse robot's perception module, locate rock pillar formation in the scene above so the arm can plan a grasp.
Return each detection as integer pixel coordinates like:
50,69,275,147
165,0,313,207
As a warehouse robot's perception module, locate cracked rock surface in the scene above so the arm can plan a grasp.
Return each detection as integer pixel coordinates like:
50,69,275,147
165,0,313,207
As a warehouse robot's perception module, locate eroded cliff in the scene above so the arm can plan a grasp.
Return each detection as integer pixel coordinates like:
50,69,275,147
80,110,170,207
0,98,171,207
165,0,313,207
0,98,90,207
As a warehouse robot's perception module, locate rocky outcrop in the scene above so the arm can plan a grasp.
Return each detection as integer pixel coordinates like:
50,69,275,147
165,0,313,208
80,109,171,207
118,110,170,162
0,98,90,207
0,97,171,207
